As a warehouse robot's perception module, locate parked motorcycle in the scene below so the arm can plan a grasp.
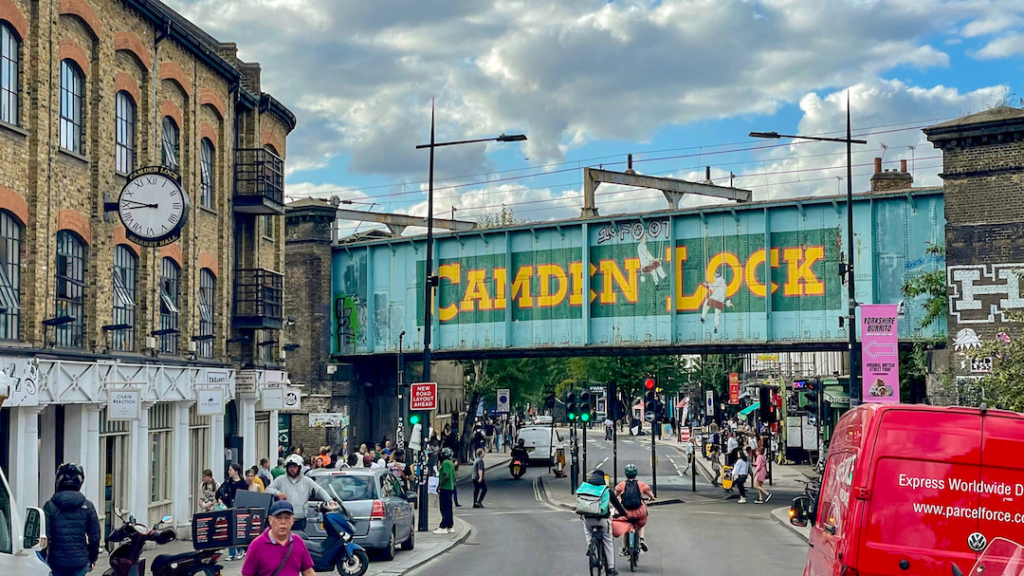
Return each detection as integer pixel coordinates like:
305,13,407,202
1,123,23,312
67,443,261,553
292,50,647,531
510,457,527,479
294,501,369,576
103,510,223,576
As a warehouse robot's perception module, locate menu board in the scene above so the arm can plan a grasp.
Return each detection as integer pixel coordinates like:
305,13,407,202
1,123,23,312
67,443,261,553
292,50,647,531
192,509,233,550
248,507,266,538
235,510,251,542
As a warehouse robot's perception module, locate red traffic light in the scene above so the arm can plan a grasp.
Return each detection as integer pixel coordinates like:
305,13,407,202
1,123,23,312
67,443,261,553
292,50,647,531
644,378,655,390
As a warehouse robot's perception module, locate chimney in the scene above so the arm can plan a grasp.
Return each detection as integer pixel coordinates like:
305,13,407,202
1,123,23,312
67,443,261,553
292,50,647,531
870,157,913,192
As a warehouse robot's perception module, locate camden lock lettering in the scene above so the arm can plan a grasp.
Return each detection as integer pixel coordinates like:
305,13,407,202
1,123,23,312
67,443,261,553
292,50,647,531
418,228,839,324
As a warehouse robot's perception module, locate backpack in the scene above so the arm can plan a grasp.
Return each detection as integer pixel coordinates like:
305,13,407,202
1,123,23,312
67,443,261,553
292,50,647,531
620,480,643,510
575,482,610,517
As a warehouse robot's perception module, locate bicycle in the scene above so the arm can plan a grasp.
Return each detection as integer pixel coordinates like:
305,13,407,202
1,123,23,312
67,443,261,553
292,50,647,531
588,524,609,576
620,517,642,572
790,479,820,527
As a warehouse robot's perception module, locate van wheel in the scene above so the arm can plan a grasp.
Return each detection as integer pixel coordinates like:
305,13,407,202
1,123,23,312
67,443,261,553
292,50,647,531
380,528,396,561
401,528,415,551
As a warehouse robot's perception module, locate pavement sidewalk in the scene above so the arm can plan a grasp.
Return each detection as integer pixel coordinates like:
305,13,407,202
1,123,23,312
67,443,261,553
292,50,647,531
129,454,511,576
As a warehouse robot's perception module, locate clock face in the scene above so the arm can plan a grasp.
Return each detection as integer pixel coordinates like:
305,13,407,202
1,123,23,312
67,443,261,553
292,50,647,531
118,168,190,246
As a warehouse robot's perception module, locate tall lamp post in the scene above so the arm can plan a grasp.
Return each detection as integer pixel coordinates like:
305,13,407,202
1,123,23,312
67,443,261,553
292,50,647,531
415,101,526,531
750,93,868,404
416,102,526,384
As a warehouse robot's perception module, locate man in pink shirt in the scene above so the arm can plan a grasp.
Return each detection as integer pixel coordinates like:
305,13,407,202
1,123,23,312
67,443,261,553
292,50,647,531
242,501,315,576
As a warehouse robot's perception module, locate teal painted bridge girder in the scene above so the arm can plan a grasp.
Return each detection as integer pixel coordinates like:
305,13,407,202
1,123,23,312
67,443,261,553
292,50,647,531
332,188,946,358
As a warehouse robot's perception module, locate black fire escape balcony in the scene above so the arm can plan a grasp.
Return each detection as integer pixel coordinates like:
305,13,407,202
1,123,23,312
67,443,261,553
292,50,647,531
234,148,285,214
233,268,284,330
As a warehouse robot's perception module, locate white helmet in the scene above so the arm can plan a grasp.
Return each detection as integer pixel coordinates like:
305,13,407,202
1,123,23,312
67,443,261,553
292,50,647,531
285,454,304,467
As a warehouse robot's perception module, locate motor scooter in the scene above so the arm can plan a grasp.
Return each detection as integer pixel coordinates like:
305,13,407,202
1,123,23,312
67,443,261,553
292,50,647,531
509,457,527,479
293,501,369,576
103,510,223,576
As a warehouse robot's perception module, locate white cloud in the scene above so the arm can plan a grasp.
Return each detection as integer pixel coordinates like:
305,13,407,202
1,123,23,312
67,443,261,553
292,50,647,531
163,0,1024,184
974,33,1024,59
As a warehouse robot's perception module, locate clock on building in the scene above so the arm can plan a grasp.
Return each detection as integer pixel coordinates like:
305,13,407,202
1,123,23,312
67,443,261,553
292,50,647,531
117,166,190,247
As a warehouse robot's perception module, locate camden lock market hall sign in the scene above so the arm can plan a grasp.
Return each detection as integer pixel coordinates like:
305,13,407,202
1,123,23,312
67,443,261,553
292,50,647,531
114,167,190,247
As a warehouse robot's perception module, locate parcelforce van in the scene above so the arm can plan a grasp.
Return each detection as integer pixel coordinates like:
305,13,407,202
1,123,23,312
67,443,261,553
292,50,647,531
0,377,50,575
791,403,1024,576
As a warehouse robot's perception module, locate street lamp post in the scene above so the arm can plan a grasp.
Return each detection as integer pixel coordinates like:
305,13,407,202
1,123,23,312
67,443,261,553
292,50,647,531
416,101,527,384
415,100,526,531
750,93,868,404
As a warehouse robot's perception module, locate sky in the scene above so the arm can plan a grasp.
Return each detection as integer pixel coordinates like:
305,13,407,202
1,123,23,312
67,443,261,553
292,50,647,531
168,0,1024,237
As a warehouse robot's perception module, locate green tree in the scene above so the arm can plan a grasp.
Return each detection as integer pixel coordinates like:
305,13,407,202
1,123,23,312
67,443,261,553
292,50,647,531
901,243,947,329
476,205,526,229
969,311,1024,411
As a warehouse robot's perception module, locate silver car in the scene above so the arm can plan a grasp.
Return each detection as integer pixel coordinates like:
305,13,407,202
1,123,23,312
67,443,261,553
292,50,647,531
309,468,416,560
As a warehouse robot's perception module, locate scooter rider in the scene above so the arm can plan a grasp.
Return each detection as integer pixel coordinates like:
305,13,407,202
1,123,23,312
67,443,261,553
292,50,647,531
265,455,337,530
510,439,529,466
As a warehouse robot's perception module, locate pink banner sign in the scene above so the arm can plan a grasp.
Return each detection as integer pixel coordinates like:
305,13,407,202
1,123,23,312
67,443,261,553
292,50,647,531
861,304,900,403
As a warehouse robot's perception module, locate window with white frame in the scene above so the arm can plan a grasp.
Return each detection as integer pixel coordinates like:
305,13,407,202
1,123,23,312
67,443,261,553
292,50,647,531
0,23,19,125
115,92,135,174
161,116,179,171
0,211,20,340
59,60,84,153
55,230,86,347
111,246,136,352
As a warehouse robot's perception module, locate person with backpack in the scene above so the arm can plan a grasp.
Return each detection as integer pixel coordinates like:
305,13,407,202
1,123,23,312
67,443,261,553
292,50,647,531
612,464,655,554
575,469,626,576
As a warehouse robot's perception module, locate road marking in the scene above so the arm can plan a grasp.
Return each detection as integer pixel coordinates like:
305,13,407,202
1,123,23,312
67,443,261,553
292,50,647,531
534,476,570,512
599,457,609,468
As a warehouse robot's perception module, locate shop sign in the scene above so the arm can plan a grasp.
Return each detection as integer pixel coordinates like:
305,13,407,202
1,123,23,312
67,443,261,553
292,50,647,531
236,371,258,395
260,387,284,410
197,388,224,416
107,388,141,420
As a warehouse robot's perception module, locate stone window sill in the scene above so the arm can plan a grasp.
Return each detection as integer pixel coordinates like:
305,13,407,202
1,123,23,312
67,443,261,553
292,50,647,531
199,206,218,217
58,147,89,165
262,235,275,242
0,119,28,139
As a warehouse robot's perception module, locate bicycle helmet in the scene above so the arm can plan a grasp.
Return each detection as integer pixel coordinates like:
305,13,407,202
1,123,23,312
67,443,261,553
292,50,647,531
441,447,454,461
624,464,638,479
56,462,85,491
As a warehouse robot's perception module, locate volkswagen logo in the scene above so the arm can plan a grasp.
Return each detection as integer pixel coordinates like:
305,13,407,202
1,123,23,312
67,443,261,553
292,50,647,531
968,532,987,552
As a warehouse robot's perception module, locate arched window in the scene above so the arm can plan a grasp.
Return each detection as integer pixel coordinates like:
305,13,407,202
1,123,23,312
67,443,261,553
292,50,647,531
59,60,84,153
161,117,179,171
111,246,137,351
159,257,180,354
55,231,86,347
0,211,21,340
198,268,215,358
0,23,19,125
115,92,136,174
200,138,214,209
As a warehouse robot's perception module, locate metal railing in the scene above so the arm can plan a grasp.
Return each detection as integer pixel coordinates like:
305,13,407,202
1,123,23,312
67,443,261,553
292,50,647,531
234,148,284,206
232,268,283,325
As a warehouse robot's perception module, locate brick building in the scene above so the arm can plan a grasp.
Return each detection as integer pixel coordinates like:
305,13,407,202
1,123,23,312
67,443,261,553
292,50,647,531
284,199,467,456
0,0,293,535
925,107,1024,402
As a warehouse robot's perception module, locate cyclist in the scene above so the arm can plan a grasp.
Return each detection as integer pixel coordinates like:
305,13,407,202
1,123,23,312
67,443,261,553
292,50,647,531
613,464,655,554
577,468,627,576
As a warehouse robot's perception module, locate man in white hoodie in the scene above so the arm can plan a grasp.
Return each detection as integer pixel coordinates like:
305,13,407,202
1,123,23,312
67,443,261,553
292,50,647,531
265,455,337,530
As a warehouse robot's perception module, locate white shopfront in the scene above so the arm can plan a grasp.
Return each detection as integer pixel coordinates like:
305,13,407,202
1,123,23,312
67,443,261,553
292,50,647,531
0,357,284,537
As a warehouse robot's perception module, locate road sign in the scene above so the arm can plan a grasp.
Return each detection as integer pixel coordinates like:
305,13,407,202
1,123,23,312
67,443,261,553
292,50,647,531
860,304,900,403
679,428,691,442
496,389,510,413
410,382,438,411
705,390,713,414
645,411,656,422
728,373,740,405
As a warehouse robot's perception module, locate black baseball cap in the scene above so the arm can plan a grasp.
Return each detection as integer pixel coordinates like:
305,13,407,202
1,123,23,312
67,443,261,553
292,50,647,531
269,501,294,517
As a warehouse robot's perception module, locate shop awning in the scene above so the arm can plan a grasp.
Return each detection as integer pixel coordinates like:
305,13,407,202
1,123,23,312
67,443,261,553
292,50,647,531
738,402,760,417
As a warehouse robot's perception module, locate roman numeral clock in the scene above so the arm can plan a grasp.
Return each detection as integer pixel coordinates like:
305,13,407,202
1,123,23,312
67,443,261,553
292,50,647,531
115,167,190,247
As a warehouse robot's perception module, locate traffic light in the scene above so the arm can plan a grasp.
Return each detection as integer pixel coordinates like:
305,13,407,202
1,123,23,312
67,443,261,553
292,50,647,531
758,387,776,423
580,391,592,422
409,413,421,425
645,390,657,419
608,381,619,419
566,391,578,422
822,400,834,427
644,377,655,391
799,380,819,420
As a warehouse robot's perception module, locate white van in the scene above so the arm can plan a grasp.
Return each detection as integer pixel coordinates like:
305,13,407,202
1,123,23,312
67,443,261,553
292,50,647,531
0,378,50,575
516,426,564,463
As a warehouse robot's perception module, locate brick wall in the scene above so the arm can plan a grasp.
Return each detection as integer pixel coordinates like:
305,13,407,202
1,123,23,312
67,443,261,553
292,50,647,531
0,0,291,363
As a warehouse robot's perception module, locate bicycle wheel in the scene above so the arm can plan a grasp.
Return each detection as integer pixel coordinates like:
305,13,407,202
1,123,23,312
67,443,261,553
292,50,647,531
628,532,638,572
589,538,600,576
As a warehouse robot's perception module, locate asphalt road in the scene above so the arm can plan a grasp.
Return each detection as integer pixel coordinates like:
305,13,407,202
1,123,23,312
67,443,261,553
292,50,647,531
411,428,809,576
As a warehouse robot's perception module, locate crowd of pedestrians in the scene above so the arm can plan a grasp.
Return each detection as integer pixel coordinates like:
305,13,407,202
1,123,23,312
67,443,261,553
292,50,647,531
706,423,774,505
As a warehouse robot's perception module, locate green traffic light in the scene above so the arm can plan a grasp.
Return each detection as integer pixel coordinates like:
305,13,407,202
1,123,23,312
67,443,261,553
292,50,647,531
581,412,590,422
410,414,421,425
568,413,576,421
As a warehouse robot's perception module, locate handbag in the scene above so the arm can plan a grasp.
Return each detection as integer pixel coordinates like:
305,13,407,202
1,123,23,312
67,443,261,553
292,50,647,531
270,538,294,576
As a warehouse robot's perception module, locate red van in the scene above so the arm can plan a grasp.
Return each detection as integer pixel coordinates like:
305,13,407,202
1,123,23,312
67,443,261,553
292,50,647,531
792,403,1024,576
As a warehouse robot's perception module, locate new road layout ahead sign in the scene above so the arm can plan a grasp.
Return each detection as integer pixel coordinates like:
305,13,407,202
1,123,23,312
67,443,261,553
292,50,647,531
861,304,900,403
410,382,437,411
